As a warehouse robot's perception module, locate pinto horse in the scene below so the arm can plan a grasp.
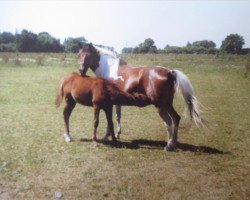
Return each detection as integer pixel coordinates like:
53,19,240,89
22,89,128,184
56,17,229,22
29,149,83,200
55,72,150,143
78,43,202,151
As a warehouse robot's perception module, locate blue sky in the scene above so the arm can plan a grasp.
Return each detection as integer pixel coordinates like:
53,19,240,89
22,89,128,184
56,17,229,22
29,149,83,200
1,0,250,52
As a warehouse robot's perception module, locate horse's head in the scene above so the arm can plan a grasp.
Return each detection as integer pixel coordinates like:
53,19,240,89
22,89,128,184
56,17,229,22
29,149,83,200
78,43,100,75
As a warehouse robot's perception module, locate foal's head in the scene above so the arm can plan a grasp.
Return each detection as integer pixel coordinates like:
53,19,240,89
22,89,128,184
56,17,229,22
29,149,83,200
78,43,100,74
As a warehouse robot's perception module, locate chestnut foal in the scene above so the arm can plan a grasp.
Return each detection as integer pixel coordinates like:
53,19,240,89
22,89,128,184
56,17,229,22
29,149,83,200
55,72,150,143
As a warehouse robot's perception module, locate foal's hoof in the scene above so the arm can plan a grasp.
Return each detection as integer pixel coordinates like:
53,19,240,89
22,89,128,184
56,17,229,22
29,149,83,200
64,134,72,143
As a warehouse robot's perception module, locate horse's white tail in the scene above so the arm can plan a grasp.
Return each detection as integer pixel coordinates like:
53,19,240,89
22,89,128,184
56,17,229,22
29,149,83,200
172,69,202,126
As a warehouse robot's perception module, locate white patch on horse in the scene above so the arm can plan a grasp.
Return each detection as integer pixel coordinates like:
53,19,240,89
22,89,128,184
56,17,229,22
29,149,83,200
94,46,124,81
124,76,138,91
149,69,167,80
147,69,167,99
94,45,117,58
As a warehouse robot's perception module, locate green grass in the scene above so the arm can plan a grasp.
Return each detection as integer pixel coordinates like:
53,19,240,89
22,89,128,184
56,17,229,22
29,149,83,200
0,53,249,199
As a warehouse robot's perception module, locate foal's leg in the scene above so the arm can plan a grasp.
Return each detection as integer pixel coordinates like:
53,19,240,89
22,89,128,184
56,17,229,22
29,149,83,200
93,105,100,142
63,96,76,142
104,107,117,143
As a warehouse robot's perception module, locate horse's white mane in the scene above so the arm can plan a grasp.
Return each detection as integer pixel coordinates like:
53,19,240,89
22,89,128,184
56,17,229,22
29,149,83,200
94,45,118,58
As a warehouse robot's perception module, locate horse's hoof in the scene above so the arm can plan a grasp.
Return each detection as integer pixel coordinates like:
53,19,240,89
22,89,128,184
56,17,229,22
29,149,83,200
101,136,109,141
64,134,71,143
93,141,99,147
164,143,175,151
115,133,120,140
101,132,110,141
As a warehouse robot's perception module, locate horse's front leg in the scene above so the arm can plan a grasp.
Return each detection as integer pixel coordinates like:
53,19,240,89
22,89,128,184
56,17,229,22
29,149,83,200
93,106,100,142
102,105,122,140
101,106,112,141
104,106,117,143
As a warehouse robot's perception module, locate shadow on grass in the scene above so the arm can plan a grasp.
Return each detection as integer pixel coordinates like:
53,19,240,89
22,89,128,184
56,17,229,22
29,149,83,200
80,138,230,154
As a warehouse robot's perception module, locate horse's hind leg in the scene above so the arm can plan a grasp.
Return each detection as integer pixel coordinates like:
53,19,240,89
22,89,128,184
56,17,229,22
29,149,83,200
157,107,174,151
157,104,181,151
63,95,76,142
166,105,181,151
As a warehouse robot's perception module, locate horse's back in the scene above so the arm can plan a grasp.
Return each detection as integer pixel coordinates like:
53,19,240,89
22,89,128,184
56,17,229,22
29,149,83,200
119,65,174,103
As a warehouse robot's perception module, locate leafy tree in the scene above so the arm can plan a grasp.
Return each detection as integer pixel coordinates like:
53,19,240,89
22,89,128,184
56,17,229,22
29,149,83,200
0,43,16,52
220,34,245,54
133,47,140,54
164,45,182,54
0,32,16,52
122,47,133,53
36,32,63,52
136,38,157,53
186,41,192,48
16,29,37,52
0,29,87,52
190,40,217,54
0,32,15,44
63,37,86,53
192,40,216,49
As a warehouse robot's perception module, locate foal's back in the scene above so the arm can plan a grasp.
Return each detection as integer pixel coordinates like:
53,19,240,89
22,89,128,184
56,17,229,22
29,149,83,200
65,72,108,106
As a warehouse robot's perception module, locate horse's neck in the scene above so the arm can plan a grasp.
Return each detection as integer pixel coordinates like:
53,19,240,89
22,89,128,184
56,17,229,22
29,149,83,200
95,54,120,80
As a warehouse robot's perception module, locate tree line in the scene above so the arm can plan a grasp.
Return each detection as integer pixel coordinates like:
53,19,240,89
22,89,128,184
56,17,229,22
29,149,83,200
122,34,249,55
0,29,86,53
0,30,249,54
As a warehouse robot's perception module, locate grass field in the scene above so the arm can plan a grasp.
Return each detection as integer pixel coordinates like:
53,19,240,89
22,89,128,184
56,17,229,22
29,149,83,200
0,53,249,199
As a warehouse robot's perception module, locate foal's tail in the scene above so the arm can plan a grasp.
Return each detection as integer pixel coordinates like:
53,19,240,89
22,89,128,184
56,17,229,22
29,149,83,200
55,81,64,108
172,69,202,126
